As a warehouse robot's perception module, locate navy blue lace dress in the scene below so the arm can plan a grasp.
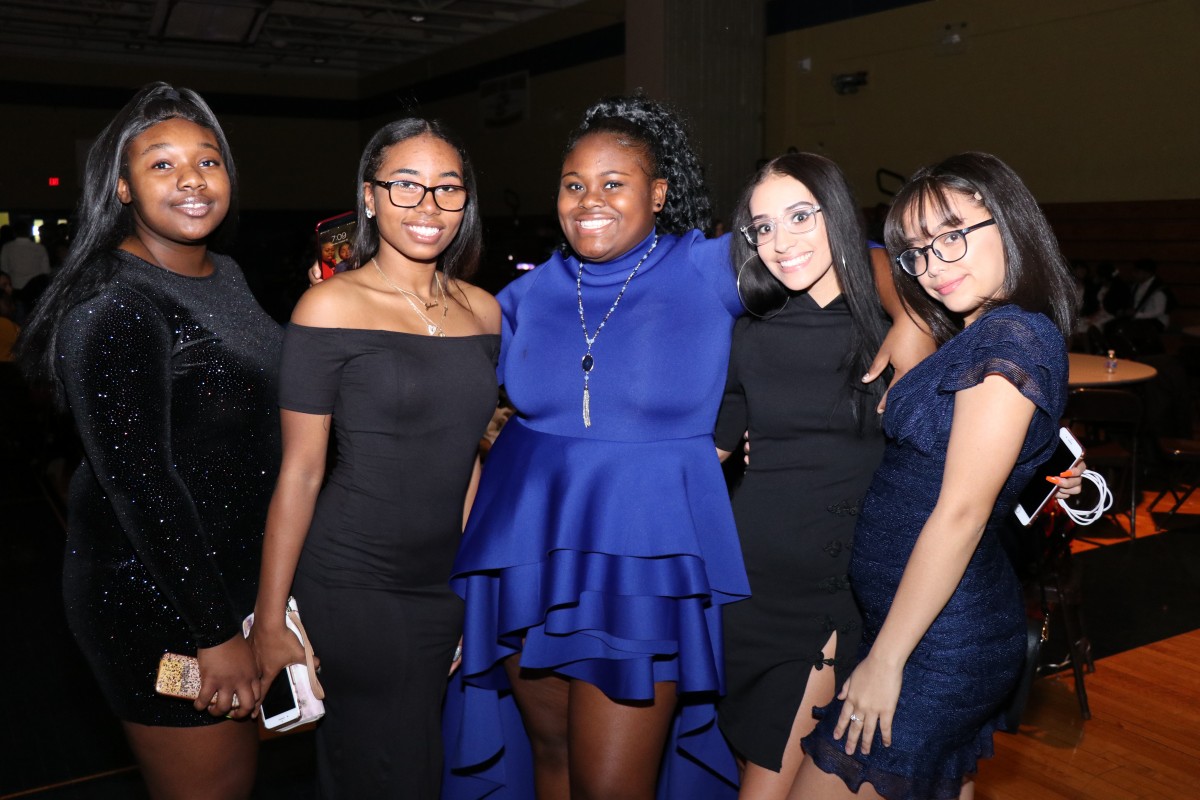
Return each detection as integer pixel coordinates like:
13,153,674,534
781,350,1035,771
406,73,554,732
802,304,1068,799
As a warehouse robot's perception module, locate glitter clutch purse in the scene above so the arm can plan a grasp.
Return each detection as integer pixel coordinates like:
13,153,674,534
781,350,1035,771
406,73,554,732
154,652,202,700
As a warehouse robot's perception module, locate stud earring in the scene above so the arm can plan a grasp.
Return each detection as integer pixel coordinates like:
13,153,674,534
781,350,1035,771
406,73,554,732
366,208,374,219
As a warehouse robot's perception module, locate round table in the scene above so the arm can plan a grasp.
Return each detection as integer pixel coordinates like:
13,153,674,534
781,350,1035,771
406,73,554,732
1068,353,1158,387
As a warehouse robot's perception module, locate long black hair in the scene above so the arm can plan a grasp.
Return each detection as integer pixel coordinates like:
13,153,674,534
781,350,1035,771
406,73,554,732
730,152,890,427
564,94,712,237
17,82,238,402
352,118,482,283
884,152,1076,344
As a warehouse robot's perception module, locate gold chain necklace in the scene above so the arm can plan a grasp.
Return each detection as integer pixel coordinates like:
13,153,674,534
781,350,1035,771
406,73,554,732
372,258,448,337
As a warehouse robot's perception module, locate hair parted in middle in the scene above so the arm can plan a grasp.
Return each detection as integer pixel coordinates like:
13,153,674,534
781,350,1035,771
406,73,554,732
15,81,238,405
731,152,890,427
564,93,713,237
352,117,482,282
884,151,1077,345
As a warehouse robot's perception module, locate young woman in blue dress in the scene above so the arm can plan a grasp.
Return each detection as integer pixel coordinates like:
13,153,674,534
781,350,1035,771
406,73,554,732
443,97,933,800
796,152,1078,800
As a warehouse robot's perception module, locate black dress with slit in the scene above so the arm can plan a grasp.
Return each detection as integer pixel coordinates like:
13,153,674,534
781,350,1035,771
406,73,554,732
278,323,499,799
714,293,883,771
57,250,282,726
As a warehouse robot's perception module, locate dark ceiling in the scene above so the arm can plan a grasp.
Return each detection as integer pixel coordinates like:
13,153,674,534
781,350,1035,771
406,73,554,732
0,0,589,78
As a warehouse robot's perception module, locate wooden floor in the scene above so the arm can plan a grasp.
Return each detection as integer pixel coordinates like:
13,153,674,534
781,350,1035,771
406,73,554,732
977,629,1200,799
977,478,1200,800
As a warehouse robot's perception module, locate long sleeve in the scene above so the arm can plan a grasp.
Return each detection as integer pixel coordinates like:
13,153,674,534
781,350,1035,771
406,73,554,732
59,287,241,647
714,319,748,452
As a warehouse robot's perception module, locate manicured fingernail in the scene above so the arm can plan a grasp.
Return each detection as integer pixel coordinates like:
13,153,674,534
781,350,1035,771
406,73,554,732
1045,476,1061,484
862,374,871,382
1059,470,1074,478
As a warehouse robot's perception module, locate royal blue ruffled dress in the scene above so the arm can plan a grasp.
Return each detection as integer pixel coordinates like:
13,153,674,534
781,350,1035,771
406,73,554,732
802,305,1068,800
443,230,749,799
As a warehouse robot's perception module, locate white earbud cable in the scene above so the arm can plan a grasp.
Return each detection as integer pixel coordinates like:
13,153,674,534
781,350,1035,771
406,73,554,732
1057,469,1112,525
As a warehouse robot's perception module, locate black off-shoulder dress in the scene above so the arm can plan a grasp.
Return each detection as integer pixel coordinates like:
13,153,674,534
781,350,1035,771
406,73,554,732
278,323,499,798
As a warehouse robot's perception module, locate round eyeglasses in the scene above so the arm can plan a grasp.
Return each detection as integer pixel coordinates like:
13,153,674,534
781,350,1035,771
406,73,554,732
896,218,996,277
372,179,469,212
740,205,822,247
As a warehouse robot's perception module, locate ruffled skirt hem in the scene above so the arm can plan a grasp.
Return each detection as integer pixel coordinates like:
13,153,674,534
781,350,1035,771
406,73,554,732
801,705,1005,800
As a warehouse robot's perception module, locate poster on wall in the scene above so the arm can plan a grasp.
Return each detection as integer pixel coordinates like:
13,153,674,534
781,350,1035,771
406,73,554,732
480,72,528,128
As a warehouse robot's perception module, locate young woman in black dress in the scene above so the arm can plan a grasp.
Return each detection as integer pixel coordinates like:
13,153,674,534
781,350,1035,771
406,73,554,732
17,83,281,798
716,153,915,800
250,118,501,798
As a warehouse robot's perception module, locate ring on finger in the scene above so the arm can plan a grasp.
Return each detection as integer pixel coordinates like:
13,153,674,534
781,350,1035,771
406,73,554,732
849,713,862,723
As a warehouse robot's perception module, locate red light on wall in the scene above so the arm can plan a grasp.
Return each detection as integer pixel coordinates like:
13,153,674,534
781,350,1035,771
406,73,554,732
48,177,61,187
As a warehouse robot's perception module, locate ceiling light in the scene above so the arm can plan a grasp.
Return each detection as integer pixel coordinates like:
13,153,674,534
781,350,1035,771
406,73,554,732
410,14,426,23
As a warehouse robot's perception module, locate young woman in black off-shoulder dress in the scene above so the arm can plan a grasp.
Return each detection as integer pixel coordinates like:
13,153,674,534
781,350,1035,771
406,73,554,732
250,118,500,798
18,83,281,799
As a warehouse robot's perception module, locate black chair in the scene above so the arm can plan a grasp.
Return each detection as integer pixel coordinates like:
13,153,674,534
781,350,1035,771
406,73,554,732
1037,507,1093,721
1003,505,1093,729
1149,437,1200,521
1063,388,1143,538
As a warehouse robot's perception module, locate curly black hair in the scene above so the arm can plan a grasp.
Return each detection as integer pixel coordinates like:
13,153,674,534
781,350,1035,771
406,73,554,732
565,94,712,235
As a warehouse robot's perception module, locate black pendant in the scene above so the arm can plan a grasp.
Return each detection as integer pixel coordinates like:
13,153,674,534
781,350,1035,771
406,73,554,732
581,353,594,372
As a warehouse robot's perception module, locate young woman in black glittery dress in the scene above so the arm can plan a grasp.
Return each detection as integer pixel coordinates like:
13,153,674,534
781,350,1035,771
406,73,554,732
17,83,281,799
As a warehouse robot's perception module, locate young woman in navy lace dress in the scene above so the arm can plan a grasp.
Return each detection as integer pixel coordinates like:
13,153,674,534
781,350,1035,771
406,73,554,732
797,153,1077,800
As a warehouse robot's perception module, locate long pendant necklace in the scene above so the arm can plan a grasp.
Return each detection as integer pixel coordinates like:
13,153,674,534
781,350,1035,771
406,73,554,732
372,258,448,336
576,234,658,427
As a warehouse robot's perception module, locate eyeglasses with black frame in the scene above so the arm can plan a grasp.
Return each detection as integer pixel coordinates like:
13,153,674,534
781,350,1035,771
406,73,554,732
895,218,996,277
740,204,823,247
372,179,469,212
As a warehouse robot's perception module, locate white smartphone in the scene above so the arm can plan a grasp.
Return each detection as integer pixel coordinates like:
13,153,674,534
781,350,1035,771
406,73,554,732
242,610,305,730
259,665,302,729
1013,426,1085,526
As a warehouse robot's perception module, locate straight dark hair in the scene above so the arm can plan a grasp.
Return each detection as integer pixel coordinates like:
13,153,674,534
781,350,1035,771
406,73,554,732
730,152,890,427
883,152,1076,345
17,82,238,403
351,118,482,283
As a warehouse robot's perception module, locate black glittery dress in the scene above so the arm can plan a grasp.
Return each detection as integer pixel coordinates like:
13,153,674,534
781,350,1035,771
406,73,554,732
278,324,500,798
57,250,282,726
714,293,883,771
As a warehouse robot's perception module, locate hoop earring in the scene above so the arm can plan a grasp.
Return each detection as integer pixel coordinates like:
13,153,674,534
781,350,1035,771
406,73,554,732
737,256,789,320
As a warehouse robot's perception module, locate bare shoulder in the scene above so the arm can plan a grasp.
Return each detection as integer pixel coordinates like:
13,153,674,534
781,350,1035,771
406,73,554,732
291,269,371,328
450,279,502,335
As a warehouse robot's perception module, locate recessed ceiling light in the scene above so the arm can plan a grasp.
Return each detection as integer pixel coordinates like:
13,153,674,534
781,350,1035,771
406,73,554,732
311,56,327,64
410,14,426,22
